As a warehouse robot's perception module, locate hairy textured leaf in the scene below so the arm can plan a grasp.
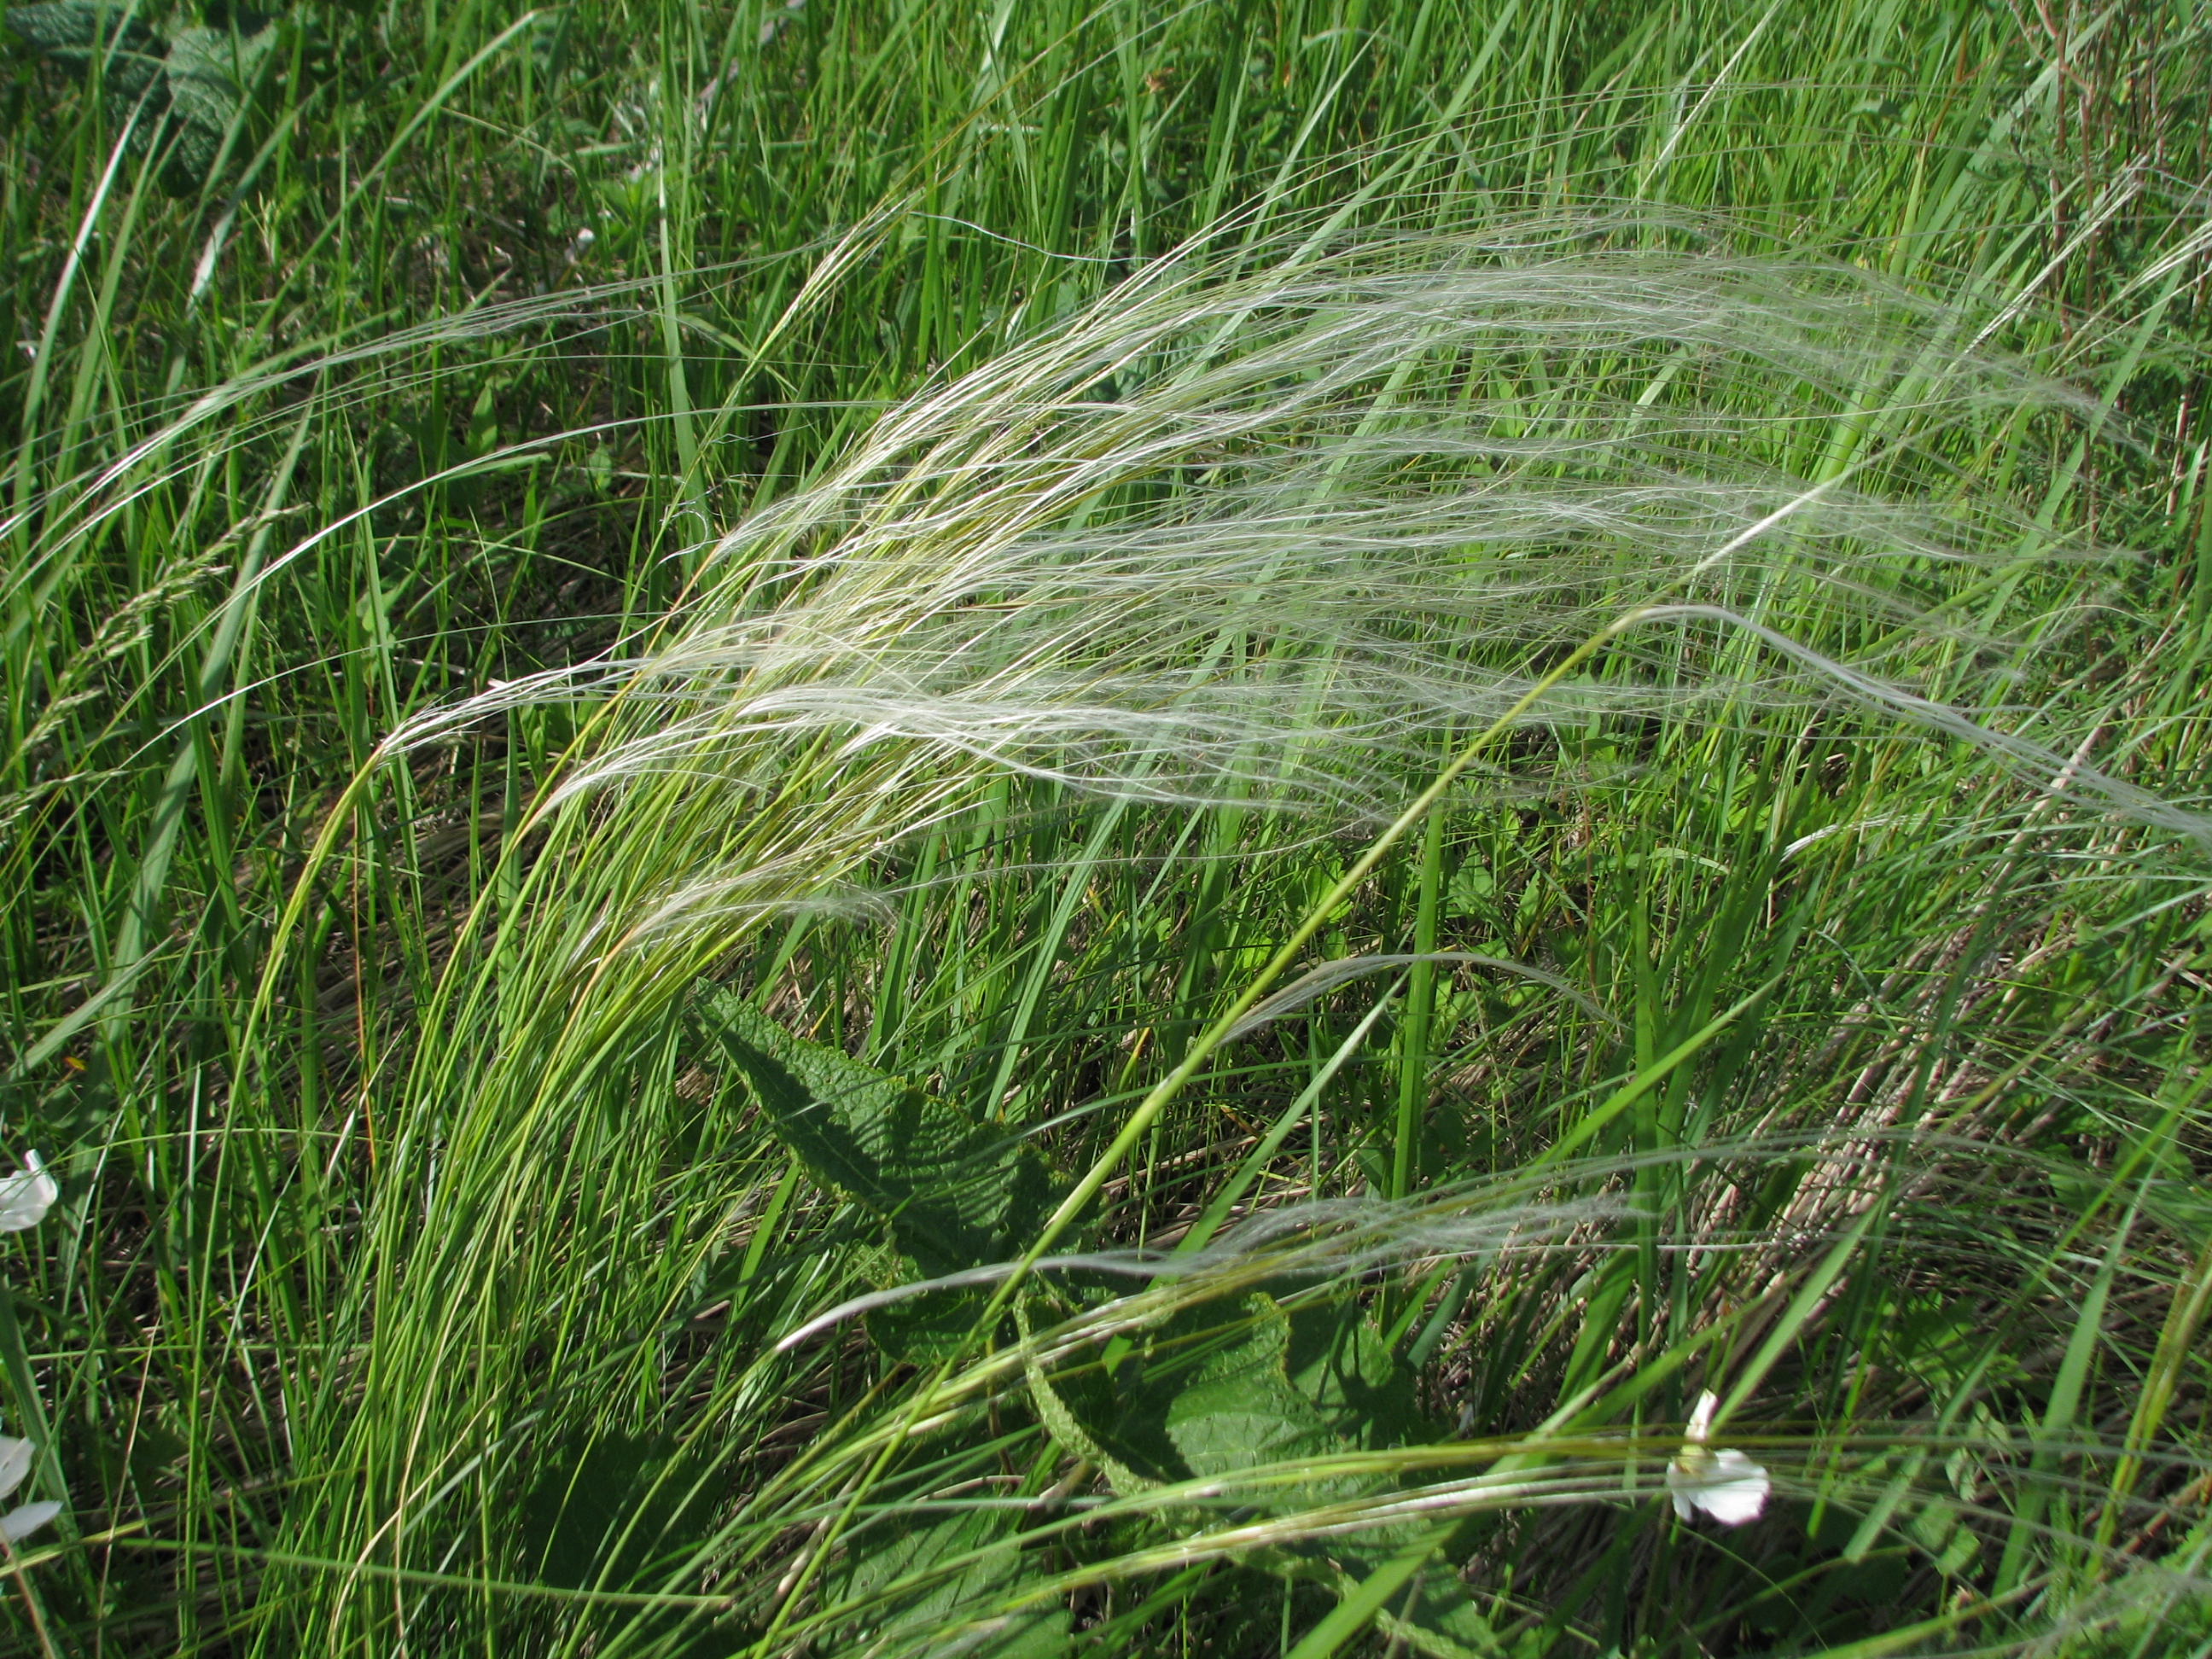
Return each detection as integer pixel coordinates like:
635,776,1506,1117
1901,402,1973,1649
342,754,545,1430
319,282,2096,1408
1027,1290,1484,1649
1031,1290,1423,1511
5,1,154,55
162,22,271,131
7,3,272,191
689,985,1060,1277
1166,1295,1338,1478
518,1430,713,1593
1368,1567,1515,1659
688,984,1064,1359
830,1508,1069,1659
1289,1296,1421,1452
6,1,162,98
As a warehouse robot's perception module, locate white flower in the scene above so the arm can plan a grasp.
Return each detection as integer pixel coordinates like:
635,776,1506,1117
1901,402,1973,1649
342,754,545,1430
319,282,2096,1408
0,1152,56,1233
1667,1390,1769,1525
0,1163,66,1546
0,1499,59,1543
0,1436,59,1545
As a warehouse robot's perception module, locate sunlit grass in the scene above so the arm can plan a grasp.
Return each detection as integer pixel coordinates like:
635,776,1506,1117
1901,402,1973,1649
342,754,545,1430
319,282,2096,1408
2,0,2209,1653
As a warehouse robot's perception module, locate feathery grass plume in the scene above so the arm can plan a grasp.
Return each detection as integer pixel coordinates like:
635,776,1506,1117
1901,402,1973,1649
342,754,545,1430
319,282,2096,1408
240,210,2212,1656
347,215,2125,1244
393,217,2119,936
5,0,2203,1648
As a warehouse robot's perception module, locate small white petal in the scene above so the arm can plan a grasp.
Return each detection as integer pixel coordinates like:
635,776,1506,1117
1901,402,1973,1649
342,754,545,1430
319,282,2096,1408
0,1153,59,1233
0,1500,61,1542
0,1438,31,1504
1684,1389,1720,1444
1668,1447,1769,1526
1668,1444,1714,1496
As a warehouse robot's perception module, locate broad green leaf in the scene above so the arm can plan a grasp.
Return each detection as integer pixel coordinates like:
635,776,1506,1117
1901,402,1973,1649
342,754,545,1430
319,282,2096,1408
689,984,1061,1279
5,1,156,59
830,1508,1068,1659
1286,1295,1421,1452
1165,1295,1339,1478
6,3,274,191
518,1429,715,1594
160,25,262,133
6,0,163,103
1025,1290,1420,1512
689,984,1067,1359
1369,1564,1514,1659
160,21,273,189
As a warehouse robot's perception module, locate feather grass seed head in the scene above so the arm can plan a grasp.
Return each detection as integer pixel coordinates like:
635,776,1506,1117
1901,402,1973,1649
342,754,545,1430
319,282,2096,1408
399,218,2132,984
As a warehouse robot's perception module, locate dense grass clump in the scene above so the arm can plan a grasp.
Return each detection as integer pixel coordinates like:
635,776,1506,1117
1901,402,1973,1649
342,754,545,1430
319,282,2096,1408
3,1,2211,1654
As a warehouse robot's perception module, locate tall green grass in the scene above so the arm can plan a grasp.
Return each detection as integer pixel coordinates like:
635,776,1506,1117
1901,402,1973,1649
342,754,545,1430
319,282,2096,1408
2,0,2209,1653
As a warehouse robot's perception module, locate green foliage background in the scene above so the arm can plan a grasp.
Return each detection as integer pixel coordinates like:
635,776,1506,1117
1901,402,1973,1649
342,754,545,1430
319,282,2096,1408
1,0,2209,1653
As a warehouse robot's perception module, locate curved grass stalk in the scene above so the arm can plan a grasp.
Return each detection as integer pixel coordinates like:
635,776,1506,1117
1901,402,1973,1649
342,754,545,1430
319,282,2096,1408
239,211,2192,1656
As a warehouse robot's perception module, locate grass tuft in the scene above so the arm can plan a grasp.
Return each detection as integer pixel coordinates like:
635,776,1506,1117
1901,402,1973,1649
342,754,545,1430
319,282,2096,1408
3,0,2210,1653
